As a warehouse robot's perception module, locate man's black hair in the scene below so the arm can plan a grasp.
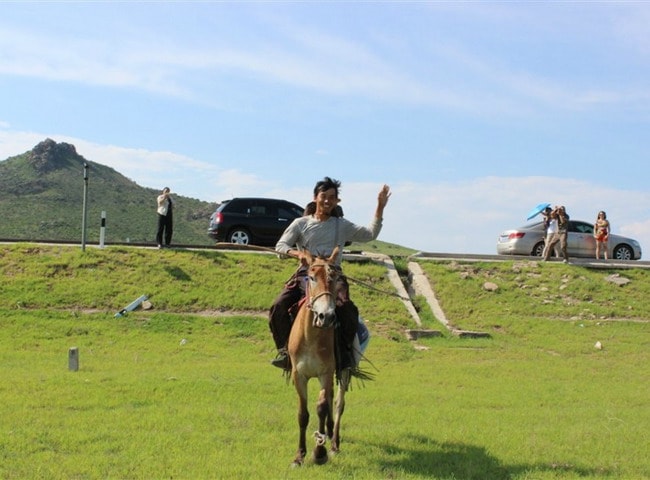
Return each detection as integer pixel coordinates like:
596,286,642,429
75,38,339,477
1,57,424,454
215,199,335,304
313,176,341,198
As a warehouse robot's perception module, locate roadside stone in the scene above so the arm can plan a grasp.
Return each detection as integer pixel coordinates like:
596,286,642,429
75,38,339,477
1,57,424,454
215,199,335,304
604,274,631,286
405,329,442,341
483,281,499,292
512,261,538,272
452,329,492,338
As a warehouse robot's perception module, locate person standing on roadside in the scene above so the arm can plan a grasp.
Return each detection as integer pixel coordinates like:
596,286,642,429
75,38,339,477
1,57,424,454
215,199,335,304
541,206,560,258
594,210,610,260
543,206,570,263
541,206,553,233
542,209,558,258
156,187,174,248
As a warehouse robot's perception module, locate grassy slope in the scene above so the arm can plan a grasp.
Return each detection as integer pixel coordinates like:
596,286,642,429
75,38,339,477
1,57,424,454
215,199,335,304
0,144,217,245
0,245,647,479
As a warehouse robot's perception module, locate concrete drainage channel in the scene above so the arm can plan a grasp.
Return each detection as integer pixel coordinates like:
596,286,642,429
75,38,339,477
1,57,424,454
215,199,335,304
207,246,491,346
349,253,491,346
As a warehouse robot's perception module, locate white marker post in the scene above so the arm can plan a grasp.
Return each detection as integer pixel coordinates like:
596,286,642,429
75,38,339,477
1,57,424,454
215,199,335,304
99,211,106,248
68,347,79,371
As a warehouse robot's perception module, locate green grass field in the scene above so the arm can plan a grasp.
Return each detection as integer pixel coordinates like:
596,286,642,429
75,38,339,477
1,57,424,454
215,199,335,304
0,245,648,479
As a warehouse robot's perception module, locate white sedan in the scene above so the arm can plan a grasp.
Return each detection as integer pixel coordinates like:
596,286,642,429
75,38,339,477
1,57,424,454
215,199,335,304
497,220,642,260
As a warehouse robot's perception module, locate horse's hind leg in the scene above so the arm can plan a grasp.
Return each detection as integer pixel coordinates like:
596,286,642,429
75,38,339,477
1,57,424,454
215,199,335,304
313,386,331,465
331,368,350,453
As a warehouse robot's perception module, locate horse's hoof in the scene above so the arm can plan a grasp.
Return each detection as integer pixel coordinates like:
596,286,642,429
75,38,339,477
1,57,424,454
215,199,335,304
291,460,303,468
313,444,328,465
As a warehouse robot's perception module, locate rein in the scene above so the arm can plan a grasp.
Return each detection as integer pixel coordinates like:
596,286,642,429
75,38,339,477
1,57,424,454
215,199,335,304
346,276,410,301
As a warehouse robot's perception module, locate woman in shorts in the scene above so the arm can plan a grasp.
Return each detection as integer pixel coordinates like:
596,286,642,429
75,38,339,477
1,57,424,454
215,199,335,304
594,211,610,260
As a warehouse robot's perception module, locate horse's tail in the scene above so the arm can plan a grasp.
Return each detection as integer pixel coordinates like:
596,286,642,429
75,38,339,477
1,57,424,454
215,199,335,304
336,345,377,387
348,364,376,383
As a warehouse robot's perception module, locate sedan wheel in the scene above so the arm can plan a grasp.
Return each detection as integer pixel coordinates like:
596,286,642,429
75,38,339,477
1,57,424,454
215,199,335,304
532,241,546,257
613,244,633,260
229,229,251,245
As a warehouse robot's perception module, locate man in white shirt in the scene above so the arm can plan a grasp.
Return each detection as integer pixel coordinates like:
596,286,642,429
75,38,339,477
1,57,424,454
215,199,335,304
269,177,391,371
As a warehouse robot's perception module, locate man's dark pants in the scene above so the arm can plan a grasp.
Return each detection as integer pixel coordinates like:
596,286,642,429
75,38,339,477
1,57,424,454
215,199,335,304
269,270,359,369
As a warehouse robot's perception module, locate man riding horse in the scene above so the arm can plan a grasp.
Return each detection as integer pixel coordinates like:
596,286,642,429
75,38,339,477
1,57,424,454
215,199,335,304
269,176,391,372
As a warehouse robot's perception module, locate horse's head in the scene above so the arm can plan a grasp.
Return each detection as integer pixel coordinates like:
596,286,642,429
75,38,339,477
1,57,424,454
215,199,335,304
304,247,340,329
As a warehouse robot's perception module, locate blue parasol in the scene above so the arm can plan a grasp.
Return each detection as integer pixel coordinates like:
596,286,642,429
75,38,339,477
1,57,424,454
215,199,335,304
526,202,551,221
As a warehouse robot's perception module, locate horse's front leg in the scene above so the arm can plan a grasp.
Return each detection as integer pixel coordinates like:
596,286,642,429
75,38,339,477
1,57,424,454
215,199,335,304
331,368,350,453
313,375,334,465
292,373,309,467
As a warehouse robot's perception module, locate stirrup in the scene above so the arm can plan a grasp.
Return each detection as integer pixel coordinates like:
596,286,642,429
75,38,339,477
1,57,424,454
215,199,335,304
271,351,290,370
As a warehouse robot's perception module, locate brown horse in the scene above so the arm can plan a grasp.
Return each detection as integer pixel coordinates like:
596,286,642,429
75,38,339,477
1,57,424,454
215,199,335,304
287,247,350,466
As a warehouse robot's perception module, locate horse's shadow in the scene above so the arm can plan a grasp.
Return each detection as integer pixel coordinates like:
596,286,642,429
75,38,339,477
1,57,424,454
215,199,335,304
368,434,607,479
164,266,191,281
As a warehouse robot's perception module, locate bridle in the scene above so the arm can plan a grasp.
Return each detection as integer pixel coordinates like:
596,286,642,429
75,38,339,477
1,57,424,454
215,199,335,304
308,290,334,309
305,261,337,313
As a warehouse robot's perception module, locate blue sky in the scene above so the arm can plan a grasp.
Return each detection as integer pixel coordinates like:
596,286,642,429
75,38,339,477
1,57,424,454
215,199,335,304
1,2,649,254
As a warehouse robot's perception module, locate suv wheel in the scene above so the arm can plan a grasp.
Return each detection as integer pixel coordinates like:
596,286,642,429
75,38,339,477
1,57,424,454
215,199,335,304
228,228,251,245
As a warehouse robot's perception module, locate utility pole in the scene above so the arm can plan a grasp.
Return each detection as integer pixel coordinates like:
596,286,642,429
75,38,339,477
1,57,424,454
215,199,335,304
81,163,89,251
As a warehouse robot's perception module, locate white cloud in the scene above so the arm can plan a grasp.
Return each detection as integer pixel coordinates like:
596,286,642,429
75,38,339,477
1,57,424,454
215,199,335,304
0,129,46,158
0,26,191,98
3,7,648,119
209,170,275,202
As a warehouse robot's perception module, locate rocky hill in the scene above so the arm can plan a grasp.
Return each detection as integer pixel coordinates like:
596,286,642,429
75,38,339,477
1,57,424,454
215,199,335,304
0,139,217,245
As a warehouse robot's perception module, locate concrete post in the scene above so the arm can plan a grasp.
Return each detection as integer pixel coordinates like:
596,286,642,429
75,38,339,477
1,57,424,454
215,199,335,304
99,211,106,248
68,347,79,371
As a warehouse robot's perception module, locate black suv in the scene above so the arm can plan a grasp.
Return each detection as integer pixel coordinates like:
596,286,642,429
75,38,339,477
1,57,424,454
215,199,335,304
207,197,304,246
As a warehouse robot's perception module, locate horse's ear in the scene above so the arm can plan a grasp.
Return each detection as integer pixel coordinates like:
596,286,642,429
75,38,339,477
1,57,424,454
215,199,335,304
302,249,313,264
327,246,340,263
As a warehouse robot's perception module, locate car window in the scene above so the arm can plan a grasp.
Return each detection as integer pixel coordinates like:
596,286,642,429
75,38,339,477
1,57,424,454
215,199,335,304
250,205,267,216
216,200,231,213
255,201,279,217
570,221,593,234
224,200,249,215
218,198,302,218
278,206,299,218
